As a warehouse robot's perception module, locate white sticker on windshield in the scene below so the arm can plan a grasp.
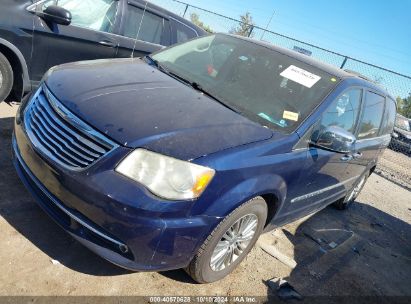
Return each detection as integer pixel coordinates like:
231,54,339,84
280,65,321,88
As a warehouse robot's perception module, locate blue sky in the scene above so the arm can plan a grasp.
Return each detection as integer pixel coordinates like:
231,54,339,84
150,0,411,97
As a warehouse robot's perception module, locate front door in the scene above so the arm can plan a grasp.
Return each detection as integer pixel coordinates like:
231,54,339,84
284,88,363,218
348,90,387,179
30,0,120,83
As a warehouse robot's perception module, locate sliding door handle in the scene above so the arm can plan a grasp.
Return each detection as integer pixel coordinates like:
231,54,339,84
353,152,363,159
340,154,353,161
99,40,117,48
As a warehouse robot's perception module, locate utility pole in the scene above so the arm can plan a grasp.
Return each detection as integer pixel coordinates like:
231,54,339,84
260,10,275,41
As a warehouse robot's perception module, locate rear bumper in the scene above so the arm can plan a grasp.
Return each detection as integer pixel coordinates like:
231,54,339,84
12,120,220,271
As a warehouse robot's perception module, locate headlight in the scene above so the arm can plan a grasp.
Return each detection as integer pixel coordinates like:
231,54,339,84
115,149,215,200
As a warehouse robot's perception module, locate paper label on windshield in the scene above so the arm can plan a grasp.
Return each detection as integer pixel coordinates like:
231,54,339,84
280,65,321,88
283,110,299,121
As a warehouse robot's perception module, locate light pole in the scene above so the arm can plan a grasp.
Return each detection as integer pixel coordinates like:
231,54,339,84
260,10,275,41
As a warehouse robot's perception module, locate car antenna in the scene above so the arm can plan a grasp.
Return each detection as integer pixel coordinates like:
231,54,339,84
131,1,148,59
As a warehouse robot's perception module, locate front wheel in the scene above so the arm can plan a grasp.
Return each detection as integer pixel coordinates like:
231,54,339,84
0,52,13,102
186,197,267,283
334,171,369,210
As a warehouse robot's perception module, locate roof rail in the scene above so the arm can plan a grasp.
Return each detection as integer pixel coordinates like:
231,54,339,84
344,69,376,83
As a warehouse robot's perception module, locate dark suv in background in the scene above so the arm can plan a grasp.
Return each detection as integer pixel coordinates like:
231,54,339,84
389,114,411,155
0,0,206,102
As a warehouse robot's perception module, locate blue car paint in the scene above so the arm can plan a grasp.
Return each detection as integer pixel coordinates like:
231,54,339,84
42,58,273,160
13,55,391,271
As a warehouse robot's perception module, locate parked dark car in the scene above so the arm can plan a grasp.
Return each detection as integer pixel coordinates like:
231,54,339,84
389,114,411,154
13,34,396,283
0,0,206,102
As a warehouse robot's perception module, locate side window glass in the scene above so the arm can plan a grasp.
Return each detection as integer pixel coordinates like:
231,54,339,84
124,5,165,45
175,22,197,43
380,98,396,135
358,91,385,139
44,0,118,33
316,89,362,137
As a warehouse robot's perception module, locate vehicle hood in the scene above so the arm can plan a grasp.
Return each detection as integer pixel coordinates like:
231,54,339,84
45,58,273,160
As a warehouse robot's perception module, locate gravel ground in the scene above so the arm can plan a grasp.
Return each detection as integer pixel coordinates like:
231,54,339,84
376,148,411,191
1,102,411,301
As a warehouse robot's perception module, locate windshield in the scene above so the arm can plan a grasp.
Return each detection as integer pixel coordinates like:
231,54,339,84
395,116,411,131
152,34,339,133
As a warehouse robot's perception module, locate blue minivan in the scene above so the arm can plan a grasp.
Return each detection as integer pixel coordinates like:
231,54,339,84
13,34,396,283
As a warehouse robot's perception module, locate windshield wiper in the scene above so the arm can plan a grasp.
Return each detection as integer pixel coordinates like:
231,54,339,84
188,82,242,114
145,55,169,74
144,56,241,114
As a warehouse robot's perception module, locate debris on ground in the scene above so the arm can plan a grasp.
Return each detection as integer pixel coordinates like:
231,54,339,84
50,259,60,265
266,278,303,301
309,270,321,279
302,228,354,252
328,241,338,249
259,242,297,269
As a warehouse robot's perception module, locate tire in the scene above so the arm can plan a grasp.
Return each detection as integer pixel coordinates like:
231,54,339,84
334,171,369,210
186,197,267,283
0,52,14,102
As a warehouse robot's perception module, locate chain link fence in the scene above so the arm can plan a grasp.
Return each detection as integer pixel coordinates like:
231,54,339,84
151,0,411,189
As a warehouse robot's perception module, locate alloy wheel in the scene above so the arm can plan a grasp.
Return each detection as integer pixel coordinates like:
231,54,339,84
210,214,258,271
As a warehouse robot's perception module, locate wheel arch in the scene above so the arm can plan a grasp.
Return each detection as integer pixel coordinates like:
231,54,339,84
260,193,281,228
0,38,31,101
199,174,287,229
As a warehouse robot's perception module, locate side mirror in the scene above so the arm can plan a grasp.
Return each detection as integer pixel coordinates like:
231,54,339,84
37,5,72,26
311,125,355,153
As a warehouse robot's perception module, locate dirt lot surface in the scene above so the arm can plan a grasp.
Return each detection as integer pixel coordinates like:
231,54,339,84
1,102,411,301
376,148,411,191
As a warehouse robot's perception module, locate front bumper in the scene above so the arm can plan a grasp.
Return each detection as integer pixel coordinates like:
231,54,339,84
13,119,220,271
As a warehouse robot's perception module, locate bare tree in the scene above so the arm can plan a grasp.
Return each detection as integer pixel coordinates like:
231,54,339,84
190,13,213,33
229,12,254,37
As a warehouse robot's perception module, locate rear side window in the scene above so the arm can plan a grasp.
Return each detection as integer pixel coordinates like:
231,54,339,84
124,5,166,45
318,89,362,134
380,98,396,135
174,21,197,43
357,91,385,139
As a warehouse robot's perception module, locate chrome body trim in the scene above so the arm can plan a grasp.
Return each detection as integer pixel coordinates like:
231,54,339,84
290,175,360,204
23,84,118,171
43,85,116,149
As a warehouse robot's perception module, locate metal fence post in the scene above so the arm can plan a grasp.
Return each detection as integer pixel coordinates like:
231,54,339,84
340,56,348,69
182,4,189,18
248,25,254,37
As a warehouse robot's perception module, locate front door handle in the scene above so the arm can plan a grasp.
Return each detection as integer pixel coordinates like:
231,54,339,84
340,154,353,161
99,40,117,48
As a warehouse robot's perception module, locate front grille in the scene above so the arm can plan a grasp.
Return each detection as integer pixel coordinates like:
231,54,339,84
24,85,117,170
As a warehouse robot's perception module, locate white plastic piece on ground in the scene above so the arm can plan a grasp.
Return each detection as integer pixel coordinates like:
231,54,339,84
258,241,297,269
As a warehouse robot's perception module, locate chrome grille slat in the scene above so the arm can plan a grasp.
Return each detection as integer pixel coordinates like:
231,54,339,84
29,112,89,166
34,103,102,158
24,85,117,170
30,113,94,164
28,117,80,167
37,94,107,154
32,109,97,162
